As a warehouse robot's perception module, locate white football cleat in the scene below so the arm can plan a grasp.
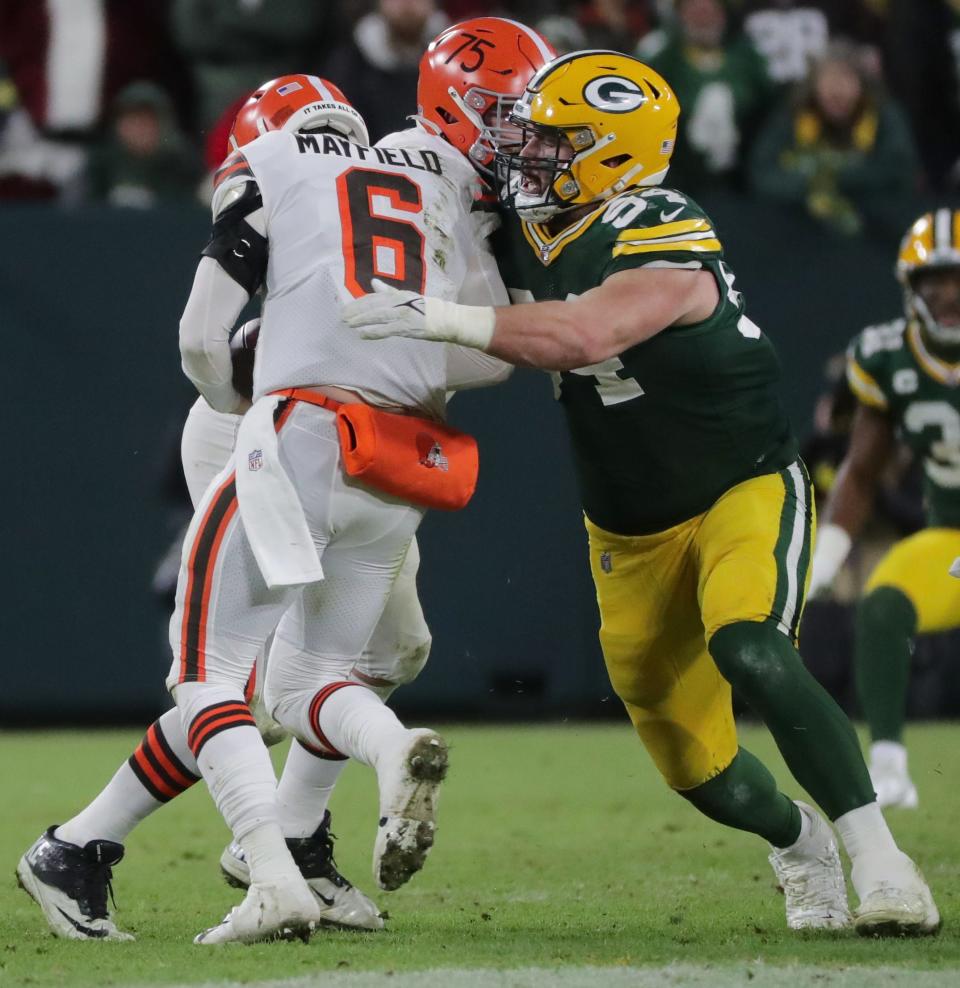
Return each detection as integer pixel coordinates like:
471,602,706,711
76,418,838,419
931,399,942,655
374,729,448,891
851,849,940,937
219,811,383,931
869,742,918,809
768,802,852,930
194,879,320,945
17,827,135,941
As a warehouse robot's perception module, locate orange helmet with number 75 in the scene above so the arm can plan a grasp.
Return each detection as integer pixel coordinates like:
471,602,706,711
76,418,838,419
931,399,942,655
417,18,556,176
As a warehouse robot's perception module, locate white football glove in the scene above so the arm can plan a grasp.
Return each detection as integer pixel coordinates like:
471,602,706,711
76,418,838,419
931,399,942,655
342,279,496,350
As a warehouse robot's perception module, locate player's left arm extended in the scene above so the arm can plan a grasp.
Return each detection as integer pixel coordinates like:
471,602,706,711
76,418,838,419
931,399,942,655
343,267,717,371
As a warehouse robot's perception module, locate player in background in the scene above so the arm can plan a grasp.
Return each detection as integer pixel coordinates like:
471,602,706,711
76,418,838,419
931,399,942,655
17,18,555,944
809,210,960,809
344,51,939,936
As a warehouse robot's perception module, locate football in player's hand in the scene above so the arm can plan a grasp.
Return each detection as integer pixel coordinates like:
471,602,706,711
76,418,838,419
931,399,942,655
230,318,260,400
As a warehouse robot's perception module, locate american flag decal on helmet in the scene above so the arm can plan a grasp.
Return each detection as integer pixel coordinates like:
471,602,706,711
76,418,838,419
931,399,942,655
276,81,303,96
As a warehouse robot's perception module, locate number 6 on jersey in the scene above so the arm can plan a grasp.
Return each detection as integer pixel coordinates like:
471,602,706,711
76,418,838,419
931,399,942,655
337,167,427,297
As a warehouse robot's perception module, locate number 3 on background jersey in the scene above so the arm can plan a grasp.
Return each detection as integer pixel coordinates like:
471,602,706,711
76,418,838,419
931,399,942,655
336,167,427,297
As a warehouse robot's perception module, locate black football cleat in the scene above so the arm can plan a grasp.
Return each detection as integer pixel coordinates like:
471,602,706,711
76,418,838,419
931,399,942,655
17,827,134,940
220,810,384,930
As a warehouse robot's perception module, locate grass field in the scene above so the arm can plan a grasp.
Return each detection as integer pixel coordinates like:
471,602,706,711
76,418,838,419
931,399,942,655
1,723,958,988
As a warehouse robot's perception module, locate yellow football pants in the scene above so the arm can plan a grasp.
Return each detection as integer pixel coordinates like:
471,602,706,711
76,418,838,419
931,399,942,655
865,527,960,632
587,462,814,791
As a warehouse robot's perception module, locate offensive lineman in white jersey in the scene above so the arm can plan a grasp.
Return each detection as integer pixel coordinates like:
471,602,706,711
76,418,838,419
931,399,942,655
17,17,556,945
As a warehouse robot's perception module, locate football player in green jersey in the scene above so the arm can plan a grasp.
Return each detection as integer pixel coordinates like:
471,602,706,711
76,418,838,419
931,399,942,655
810,209,960,810
343,51,938,935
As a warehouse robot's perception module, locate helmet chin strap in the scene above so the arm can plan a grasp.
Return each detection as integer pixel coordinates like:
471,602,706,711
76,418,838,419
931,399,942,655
513,186,602,224
512,189,561,223
911,293,960,348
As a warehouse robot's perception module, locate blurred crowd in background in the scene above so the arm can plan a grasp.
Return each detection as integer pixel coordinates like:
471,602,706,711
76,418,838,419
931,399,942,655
0,0,959,242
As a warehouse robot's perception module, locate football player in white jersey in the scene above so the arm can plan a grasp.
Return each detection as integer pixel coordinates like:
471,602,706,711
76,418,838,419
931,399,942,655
17,17,556,945
169,74,508,945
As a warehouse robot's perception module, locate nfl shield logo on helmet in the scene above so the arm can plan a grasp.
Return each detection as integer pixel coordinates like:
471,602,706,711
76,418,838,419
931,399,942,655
600,551,613,574
248,448,263,472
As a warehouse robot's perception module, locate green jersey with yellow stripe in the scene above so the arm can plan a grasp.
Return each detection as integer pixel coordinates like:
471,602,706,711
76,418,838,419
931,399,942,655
847,317,960,527
493,186,798,535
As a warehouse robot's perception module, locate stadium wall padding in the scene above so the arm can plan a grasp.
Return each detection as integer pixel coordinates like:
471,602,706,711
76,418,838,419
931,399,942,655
0,197,913,724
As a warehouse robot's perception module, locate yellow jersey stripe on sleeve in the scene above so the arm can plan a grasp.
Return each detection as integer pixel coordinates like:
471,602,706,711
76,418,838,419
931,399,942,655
617,219,711,241
613,238,722,257
846,359,888,409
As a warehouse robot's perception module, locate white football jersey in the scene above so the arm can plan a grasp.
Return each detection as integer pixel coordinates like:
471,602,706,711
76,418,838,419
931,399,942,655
226,128,486,418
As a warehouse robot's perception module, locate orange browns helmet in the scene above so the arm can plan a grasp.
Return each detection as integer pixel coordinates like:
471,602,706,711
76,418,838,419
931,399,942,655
417,17,556,175
228,74,368,152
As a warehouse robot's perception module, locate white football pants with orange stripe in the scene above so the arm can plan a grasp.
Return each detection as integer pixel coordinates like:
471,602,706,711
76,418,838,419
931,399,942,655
167,397,431,868
177,396,432,707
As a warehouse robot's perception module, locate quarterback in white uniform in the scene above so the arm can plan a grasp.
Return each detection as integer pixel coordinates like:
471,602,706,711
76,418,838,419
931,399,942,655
173,74,509,944
17,16,556,946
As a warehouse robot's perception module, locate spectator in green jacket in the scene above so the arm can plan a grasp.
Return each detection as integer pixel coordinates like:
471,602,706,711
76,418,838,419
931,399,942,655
87,82,201,208
748,40,920,240
641,0,776,195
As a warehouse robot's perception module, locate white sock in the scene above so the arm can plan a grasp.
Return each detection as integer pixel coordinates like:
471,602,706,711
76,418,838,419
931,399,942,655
870,740,908,769
834,802,899,863
773,800,813,851
276,741,346,839
312,682,410,770
56,763,160,848
175,682,300,886
242,822,302,886
56,708,198,847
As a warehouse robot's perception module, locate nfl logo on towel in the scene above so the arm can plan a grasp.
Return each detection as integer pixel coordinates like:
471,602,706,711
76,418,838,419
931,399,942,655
600,551,613,573
248,448,263,472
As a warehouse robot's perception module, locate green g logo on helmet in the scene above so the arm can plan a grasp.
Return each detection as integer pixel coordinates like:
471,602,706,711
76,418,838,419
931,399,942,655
497,51,680,221
582,76,647,113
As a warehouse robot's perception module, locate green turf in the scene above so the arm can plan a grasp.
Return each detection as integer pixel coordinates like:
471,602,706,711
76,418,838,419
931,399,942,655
1,723,957,987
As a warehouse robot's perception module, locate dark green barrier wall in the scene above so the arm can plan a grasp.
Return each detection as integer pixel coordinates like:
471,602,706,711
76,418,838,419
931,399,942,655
0,197,909,723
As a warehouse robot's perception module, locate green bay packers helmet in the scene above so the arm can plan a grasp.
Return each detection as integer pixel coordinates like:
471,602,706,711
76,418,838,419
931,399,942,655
897,209,960,346
497,50,679,221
